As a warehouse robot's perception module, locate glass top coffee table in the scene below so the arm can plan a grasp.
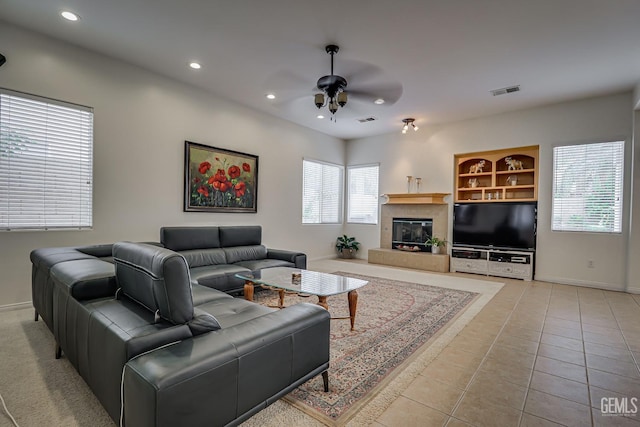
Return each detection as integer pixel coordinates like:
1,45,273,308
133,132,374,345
236,267,368,331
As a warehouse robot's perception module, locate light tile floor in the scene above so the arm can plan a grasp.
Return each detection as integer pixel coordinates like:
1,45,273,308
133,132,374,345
375,274,640,427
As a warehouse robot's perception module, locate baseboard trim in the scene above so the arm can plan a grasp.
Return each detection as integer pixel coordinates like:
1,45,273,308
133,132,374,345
534,275,626,292
0,301,32,312
624,286,640,295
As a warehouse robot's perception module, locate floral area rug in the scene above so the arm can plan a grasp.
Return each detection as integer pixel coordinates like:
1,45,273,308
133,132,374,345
250,272,478,425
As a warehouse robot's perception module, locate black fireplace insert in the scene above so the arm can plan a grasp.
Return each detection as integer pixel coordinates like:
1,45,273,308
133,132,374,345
392,218,433,252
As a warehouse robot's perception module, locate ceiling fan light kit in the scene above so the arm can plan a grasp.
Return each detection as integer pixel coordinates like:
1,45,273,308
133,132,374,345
401,118,418,134
315,44,349,119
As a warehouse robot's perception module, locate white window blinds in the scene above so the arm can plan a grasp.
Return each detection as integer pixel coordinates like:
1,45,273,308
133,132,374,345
552,141,624,233
347,164,379,224
302,159,343,224
0,89,94,230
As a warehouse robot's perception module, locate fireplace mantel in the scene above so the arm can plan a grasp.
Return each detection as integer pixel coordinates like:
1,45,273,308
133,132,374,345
382,193,450,205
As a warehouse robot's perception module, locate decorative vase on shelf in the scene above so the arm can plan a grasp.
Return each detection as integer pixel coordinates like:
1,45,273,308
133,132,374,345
415,178,422,193
406,176,413,193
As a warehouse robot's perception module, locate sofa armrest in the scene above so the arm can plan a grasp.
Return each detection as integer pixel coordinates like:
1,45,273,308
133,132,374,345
123,303,329,427
267,248,307,269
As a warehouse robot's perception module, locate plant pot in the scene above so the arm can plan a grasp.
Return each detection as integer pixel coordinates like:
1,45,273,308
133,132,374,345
340,248,355,259
431,245,441,254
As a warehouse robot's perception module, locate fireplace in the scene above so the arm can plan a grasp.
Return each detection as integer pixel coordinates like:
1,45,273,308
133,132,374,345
392,218,433,252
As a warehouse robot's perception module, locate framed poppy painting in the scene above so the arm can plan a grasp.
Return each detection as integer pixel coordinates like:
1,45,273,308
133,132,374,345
184,141,258,213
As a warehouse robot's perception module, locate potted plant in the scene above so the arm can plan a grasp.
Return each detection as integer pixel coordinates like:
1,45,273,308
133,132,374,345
425,236,447,254
336,235,360,259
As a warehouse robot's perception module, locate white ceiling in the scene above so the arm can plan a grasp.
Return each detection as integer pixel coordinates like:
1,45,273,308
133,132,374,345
2,0,640,140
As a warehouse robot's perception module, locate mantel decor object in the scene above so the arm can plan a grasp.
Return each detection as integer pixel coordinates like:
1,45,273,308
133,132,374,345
407,176,413,193
415,177,422,193
184,141,259,213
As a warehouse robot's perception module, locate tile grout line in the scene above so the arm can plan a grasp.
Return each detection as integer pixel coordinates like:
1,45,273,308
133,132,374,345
576,286,595,427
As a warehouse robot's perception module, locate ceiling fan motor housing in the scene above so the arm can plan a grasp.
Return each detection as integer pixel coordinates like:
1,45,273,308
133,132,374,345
315,44,349,112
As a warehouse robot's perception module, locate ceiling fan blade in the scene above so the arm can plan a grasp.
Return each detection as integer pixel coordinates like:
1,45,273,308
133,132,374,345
337,59,384,84
347,82,404,106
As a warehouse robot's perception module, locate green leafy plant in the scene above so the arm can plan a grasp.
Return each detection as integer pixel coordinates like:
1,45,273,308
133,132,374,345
336,235,360,252
425,236,447,248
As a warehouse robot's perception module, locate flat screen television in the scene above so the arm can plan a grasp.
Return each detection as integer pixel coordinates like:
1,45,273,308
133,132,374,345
453,202,537,251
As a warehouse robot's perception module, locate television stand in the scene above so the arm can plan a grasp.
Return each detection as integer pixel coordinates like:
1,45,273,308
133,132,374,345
451,247,533,281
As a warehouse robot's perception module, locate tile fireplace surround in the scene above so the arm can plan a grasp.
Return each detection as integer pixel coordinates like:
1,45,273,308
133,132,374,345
368,194,450,273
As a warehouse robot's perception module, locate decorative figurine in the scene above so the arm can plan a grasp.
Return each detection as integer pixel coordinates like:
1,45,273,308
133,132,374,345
505,157,524,170
469,160,486,173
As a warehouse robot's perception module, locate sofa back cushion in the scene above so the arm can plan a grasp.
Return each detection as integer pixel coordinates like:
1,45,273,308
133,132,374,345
219,226,261,247
161,227,221,251
180,248,228,268
113,242,194,325
223,245,268,264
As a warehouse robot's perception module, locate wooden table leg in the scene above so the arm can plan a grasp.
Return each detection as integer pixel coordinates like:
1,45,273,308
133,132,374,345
317,296,329,310
278,289,285,308
322,371,329,392
243,280,255,302
348,290,358,331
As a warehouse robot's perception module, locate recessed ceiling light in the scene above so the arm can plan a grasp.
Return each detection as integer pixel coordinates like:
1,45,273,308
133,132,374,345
189,62,201,70
374,98,385,105
265,93,276,100
61,11,79,21
317,115,325,119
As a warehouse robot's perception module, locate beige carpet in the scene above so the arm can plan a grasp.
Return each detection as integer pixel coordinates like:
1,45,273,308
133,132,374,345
0,260,502,427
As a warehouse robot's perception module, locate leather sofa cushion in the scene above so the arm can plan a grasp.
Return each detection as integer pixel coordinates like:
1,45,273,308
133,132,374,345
190,265,250,293
234,258,294,273
223,245,267,264
191,283,232,306
113,242,194,325
196,297,275,328
30,247,96,271
180,248,227,268
50,259,117,301
161,226,221,251
219,225,261,247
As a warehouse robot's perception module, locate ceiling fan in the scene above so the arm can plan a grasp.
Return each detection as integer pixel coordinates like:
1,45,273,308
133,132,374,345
314,45,348,117
265,44,403,120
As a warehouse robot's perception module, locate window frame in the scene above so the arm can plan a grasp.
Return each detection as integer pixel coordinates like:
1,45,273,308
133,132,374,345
301,158,344,225
346,163,380,225
551,140,624,234
0,88,94,231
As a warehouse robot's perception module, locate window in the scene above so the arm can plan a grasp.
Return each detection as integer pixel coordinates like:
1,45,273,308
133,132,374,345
0,89,94,230
552,141,624,233
347,164,379,224
302,159,343,224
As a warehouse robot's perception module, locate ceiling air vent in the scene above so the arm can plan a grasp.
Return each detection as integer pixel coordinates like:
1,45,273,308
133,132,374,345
490,85,521,96
357,117,377,123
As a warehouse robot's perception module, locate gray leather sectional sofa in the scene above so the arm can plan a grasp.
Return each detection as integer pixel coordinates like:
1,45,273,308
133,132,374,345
29,226,329,426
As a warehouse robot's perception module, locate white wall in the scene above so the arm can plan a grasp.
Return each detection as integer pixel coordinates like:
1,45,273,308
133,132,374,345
0,23,345,306
346,93,634,292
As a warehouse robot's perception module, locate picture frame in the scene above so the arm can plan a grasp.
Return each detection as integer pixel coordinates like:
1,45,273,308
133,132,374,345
184,141,259,213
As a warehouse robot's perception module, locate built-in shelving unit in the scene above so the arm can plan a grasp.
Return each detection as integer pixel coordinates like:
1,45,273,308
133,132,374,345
454,146,539,202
